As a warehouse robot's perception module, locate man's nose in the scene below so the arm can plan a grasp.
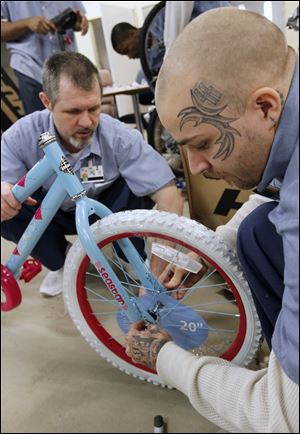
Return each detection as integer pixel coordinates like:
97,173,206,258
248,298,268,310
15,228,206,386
187,147,211,175
78,111,93,128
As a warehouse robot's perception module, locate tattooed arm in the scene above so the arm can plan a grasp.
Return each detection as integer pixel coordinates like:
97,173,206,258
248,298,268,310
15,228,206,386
125,322,171,370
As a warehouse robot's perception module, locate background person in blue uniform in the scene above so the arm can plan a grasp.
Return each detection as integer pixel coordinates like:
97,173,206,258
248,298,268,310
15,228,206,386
1,1,88,114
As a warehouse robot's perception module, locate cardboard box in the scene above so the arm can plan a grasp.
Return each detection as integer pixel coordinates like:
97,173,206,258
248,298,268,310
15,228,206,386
181,147,253,230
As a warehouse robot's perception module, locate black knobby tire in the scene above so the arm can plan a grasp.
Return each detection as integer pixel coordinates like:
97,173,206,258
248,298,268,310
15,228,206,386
147,108,184,177
139,1,166,90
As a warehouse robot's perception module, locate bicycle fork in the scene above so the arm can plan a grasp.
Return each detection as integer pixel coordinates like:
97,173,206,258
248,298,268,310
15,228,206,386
74,196,162,325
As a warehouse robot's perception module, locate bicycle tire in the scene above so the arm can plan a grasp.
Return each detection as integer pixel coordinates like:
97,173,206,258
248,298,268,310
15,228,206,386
147,108,184,177
139,1,166,90
63,209,261,387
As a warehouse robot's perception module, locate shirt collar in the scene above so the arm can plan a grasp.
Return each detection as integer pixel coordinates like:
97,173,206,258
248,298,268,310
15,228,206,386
257,54,299,192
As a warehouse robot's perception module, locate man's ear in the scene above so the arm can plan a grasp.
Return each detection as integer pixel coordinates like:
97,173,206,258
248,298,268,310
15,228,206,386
39,92,52,110
247,87,282,125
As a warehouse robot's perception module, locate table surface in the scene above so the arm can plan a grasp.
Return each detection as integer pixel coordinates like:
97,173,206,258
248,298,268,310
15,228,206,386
102,82,150,97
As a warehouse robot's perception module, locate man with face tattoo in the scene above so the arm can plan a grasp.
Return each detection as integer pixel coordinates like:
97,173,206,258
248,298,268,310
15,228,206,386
126,8,299,433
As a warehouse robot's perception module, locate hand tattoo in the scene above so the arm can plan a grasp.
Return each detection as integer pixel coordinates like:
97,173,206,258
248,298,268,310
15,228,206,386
127,324,170,370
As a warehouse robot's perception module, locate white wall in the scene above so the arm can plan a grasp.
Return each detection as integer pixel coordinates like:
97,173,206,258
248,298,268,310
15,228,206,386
284,1,299,49
75,1,299,115
75,1,159,116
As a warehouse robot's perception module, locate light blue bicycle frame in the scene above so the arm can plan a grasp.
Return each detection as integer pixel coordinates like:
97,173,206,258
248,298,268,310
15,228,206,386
5,133,164,324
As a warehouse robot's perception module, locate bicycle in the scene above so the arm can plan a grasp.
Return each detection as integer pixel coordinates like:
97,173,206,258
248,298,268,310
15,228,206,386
1,132,262,387
139,0,166,91
139,2,184,179
147,107,184,178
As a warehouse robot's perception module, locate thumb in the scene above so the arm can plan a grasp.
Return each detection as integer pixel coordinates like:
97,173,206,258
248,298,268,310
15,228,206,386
24,196,38,206
164,268,184,289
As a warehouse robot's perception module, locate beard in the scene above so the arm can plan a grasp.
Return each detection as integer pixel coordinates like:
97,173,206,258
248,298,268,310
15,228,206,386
203,172,258,190
69,129,94,150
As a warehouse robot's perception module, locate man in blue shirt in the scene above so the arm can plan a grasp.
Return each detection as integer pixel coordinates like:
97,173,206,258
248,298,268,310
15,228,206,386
126,8,299,432
1,51,183,297
1,1,88,114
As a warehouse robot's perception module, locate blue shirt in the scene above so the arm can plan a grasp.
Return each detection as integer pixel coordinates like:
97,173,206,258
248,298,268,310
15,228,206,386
1,1,86,84
257,57,299,384
191,1,230,19
146,1,230,75
1,111,175,212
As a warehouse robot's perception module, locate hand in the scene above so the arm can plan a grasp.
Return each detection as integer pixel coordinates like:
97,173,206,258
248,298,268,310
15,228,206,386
158,253,208,300
125,321,171,370
1,182,37,222
27,16,56,35
74,10,89,35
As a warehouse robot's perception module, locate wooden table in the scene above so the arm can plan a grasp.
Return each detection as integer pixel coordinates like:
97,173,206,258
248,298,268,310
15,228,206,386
103,83,150,133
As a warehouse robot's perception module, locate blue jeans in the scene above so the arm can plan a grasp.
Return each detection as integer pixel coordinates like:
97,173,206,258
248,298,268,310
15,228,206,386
1,178,154,270
237,201,284,348
13,70,45,114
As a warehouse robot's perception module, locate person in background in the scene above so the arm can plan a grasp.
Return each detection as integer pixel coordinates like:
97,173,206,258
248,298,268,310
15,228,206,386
110,21,157,107
1,1,88,114
111,2,230,82
125,8,299,432
1,51,183,297
164,1,230,54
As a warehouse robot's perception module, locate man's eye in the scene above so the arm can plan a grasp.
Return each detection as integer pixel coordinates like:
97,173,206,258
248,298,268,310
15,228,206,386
196,142,209,150
67,110,81,114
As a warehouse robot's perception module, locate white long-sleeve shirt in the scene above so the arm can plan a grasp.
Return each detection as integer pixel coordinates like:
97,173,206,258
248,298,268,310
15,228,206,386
157,342,299,432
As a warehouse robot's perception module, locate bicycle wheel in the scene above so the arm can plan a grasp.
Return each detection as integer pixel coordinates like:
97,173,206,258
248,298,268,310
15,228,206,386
139,1,166,90
63,209,261,387
147,108,184,177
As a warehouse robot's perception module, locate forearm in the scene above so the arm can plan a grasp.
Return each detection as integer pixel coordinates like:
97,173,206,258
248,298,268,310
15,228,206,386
1,20,32,42
150,185,184,215
157,343,299,433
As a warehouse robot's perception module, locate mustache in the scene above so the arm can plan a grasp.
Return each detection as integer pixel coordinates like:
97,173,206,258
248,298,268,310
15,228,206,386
203,172,222,180
76,128,93,134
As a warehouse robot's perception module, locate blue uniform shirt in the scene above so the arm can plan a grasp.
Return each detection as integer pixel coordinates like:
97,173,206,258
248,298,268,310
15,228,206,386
1,111,175,212
1,1,86,84
191,1,230,19
146,1,230,75
257,57,299,384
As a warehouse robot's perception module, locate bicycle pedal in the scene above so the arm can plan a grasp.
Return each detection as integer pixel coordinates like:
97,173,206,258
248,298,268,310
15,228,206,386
20,259,42,282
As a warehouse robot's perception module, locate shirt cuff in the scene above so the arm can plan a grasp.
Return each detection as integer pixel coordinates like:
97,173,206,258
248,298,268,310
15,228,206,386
156,341,197,393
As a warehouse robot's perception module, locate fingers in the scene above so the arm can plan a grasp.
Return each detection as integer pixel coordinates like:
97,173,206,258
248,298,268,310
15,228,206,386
1,183,20,221
80,15,89,35
42,19,56,34
29,16,56,34
125,322,171,368
74,10,89,35
1,183,37,222
158,262,173,283
24,196,38,206
129,320,145,332
126,320,145,344
1,197,19,221
164,267,184,289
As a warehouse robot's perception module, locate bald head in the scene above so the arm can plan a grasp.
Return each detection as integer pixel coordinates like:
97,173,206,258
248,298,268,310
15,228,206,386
156,7,291,125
